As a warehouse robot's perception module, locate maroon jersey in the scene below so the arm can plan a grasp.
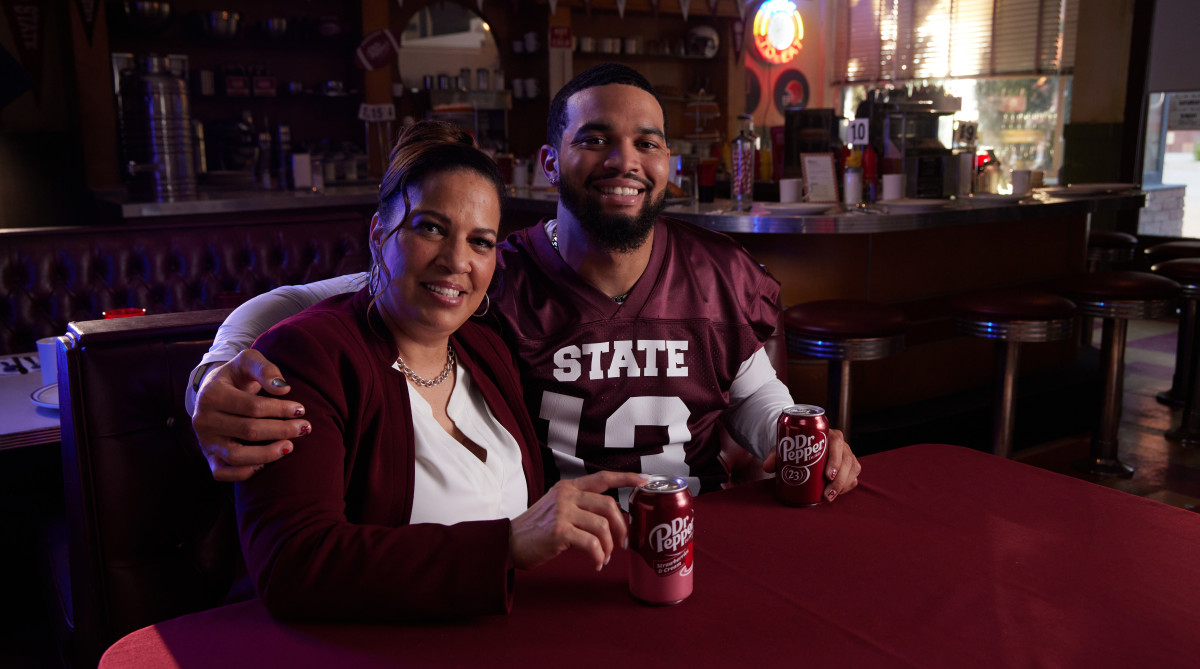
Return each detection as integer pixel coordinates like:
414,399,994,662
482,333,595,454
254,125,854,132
489,217,781,495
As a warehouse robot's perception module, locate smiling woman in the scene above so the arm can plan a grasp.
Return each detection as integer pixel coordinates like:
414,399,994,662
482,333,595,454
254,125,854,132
231,120,644,622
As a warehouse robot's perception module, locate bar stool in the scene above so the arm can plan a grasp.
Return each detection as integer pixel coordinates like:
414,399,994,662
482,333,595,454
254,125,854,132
1144,240,1200,265
1088,230,1138,272
1082,231,1138,347
783,299,906,441
1058,271,1181,477
1150,258,1200,409
950,290,1076,459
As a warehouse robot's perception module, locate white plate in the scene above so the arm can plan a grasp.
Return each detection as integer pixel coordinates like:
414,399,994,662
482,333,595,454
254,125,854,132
969,192,1026,203
759,202,836,215
31,382,59,409
881,198,953,213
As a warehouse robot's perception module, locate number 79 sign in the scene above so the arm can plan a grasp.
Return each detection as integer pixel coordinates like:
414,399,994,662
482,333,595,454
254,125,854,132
954,121,978,146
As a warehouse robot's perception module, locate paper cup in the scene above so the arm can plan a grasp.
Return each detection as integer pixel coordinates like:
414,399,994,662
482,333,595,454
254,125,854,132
881,173,905,201
36,337,58,386
1011,169,1033,196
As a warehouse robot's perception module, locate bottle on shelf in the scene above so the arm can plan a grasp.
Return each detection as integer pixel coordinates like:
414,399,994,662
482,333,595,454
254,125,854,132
757,127,773,182
730,114,756,211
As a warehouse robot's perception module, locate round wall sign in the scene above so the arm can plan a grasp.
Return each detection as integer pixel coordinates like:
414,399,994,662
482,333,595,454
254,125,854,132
753,0,804,65
773,69,810,113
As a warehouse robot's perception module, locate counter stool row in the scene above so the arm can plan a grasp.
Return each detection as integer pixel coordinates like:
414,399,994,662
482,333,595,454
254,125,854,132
783,266,1183,477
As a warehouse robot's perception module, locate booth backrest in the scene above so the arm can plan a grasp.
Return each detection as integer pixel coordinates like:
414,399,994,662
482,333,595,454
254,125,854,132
57,310,241,667
0,212,372,355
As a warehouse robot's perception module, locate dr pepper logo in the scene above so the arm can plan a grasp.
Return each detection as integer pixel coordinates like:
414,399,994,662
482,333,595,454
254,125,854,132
778,432,827,467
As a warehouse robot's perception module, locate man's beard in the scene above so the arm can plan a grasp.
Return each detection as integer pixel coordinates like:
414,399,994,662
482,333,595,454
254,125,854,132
558,175,667,253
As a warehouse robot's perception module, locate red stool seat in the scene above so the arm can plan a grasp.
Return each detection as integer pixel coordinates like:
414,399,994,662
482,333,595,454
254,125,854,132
784,299,907,340
1144,240,1200,263
952,289,1076,342
1088,231,1138,264
1058,271,1180,317
1152,258,1200,290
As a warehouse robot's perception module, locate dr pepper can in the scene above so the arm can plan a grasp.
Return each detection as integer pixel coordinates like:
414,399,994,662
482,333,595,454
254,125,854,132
775,405,830,506
627,475,694,605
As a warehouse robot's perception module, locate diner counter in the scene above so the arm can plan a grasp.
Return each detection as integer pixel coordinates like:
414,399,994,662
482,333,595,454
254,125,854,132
96,185,1144,238
99,444,1200,668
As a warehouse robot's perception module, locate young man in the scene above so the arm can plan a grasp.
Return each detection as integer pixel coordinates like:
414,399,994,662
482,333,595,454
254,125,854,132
189,64,860,501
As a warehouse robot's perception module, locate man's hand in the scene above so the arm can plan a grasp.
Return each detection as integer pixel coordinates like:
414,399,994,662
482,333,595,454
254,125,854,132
509,471,648,571
762,428,860,503
190,349,311,482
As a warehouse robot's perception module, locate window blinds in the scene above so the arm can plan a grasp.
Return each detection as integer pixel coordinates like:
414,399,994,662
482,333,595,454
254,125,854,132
836,0,1079,84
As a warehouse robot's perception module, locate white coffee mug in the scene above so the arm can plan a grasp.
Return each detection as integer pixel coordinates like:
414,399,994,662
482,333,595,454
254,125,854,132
37,336,57,387
1010,169,1033,196
524,31,539,52
512,78,526,99
779,178,805,203
578,36,595,52
882,173,905,201
524,78,539,98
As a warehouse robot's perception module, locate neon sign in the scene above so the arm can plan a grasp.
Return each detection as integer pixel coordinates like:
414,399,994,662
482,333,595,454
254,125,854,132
753,0,804,65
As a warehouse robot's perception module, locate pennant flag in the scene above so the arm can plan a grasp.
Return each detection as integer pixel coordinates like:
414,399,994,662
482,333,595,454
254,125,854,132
731,17,745,60
583,0,593,15
649,0,660,17
549,0,558,13
679,0,691,20
74,0,98,45
2,0,44,99
709,0,719,17
616,0,627,18
737,0,748,20
478,0,485,12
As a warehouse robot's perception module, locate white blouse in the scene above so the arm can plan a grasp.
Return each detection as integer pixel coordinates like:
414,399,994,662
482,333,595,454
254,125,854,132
400,361,529,525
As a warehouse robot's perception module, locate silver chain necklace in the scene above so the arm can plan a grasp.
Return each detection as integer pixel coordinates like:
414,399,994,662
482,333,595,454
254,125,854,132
395,344,456,387
550,225,629,305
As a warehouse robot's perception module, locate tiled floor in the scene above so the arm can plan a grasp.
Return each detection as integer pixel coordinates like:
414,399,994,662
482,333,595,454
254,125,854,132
1014,317,1200,512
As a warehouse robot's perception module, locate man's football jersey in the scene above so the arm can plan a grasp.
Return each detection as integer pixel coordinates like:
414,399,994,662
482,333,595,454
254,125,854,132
490,217,781,496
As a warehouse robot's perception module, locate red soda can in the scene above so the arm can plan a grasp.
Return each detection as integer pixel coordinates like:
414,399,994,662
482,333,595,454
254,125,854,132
775,404,830,506
627,475,694,605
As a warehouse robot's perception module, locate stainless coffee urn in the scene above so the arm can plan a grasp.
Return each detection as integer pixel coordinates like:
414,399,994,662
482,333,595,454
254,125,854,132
118,53,198,201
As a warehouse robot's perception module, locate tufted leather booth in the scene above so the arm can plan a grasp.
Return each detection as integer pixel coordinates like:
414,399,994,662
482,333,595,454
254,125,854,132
55,310,242,668
0,211,372,355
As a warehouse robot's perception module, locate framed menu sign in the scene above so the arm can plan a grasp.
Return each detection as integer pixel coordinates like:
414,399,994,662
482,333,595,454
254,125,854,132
800,153,838,202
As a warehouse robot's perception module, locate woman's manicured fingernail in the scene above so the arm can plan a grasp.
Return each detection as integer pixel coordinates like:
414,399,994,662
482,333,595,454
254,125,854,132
281,445,292,455
826,489,837,502
298,423,311,435
270,377,289,388
294,406,305,417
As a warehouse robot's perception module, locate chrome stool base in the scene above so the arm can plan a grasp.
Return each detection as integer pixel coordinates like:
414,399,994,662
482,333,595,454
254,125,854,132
1073,456,1135,479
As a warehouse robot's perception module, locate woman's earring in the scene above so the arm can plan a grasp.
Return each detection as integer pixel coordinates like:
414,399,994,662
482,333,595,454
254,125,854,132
473,293,491,317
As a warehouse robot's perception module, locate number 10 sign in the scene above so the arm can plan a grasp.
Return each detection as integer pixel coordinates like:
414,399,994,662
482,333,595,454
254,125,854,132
847,118,869,146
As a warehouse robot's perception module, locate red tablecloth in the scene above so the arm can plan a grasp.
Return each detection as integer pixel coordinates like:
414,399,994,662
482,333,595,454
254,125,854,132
100,444,1200,668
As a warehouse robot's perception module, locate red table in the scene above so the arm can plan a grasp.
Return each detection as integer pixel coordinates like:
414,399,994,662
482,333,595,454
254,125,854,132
100,444,1200,668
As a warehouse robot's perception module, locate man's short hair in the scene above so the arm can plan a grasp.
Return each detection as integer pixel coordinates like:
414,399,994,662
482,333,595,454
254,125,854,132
546,63,668,149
